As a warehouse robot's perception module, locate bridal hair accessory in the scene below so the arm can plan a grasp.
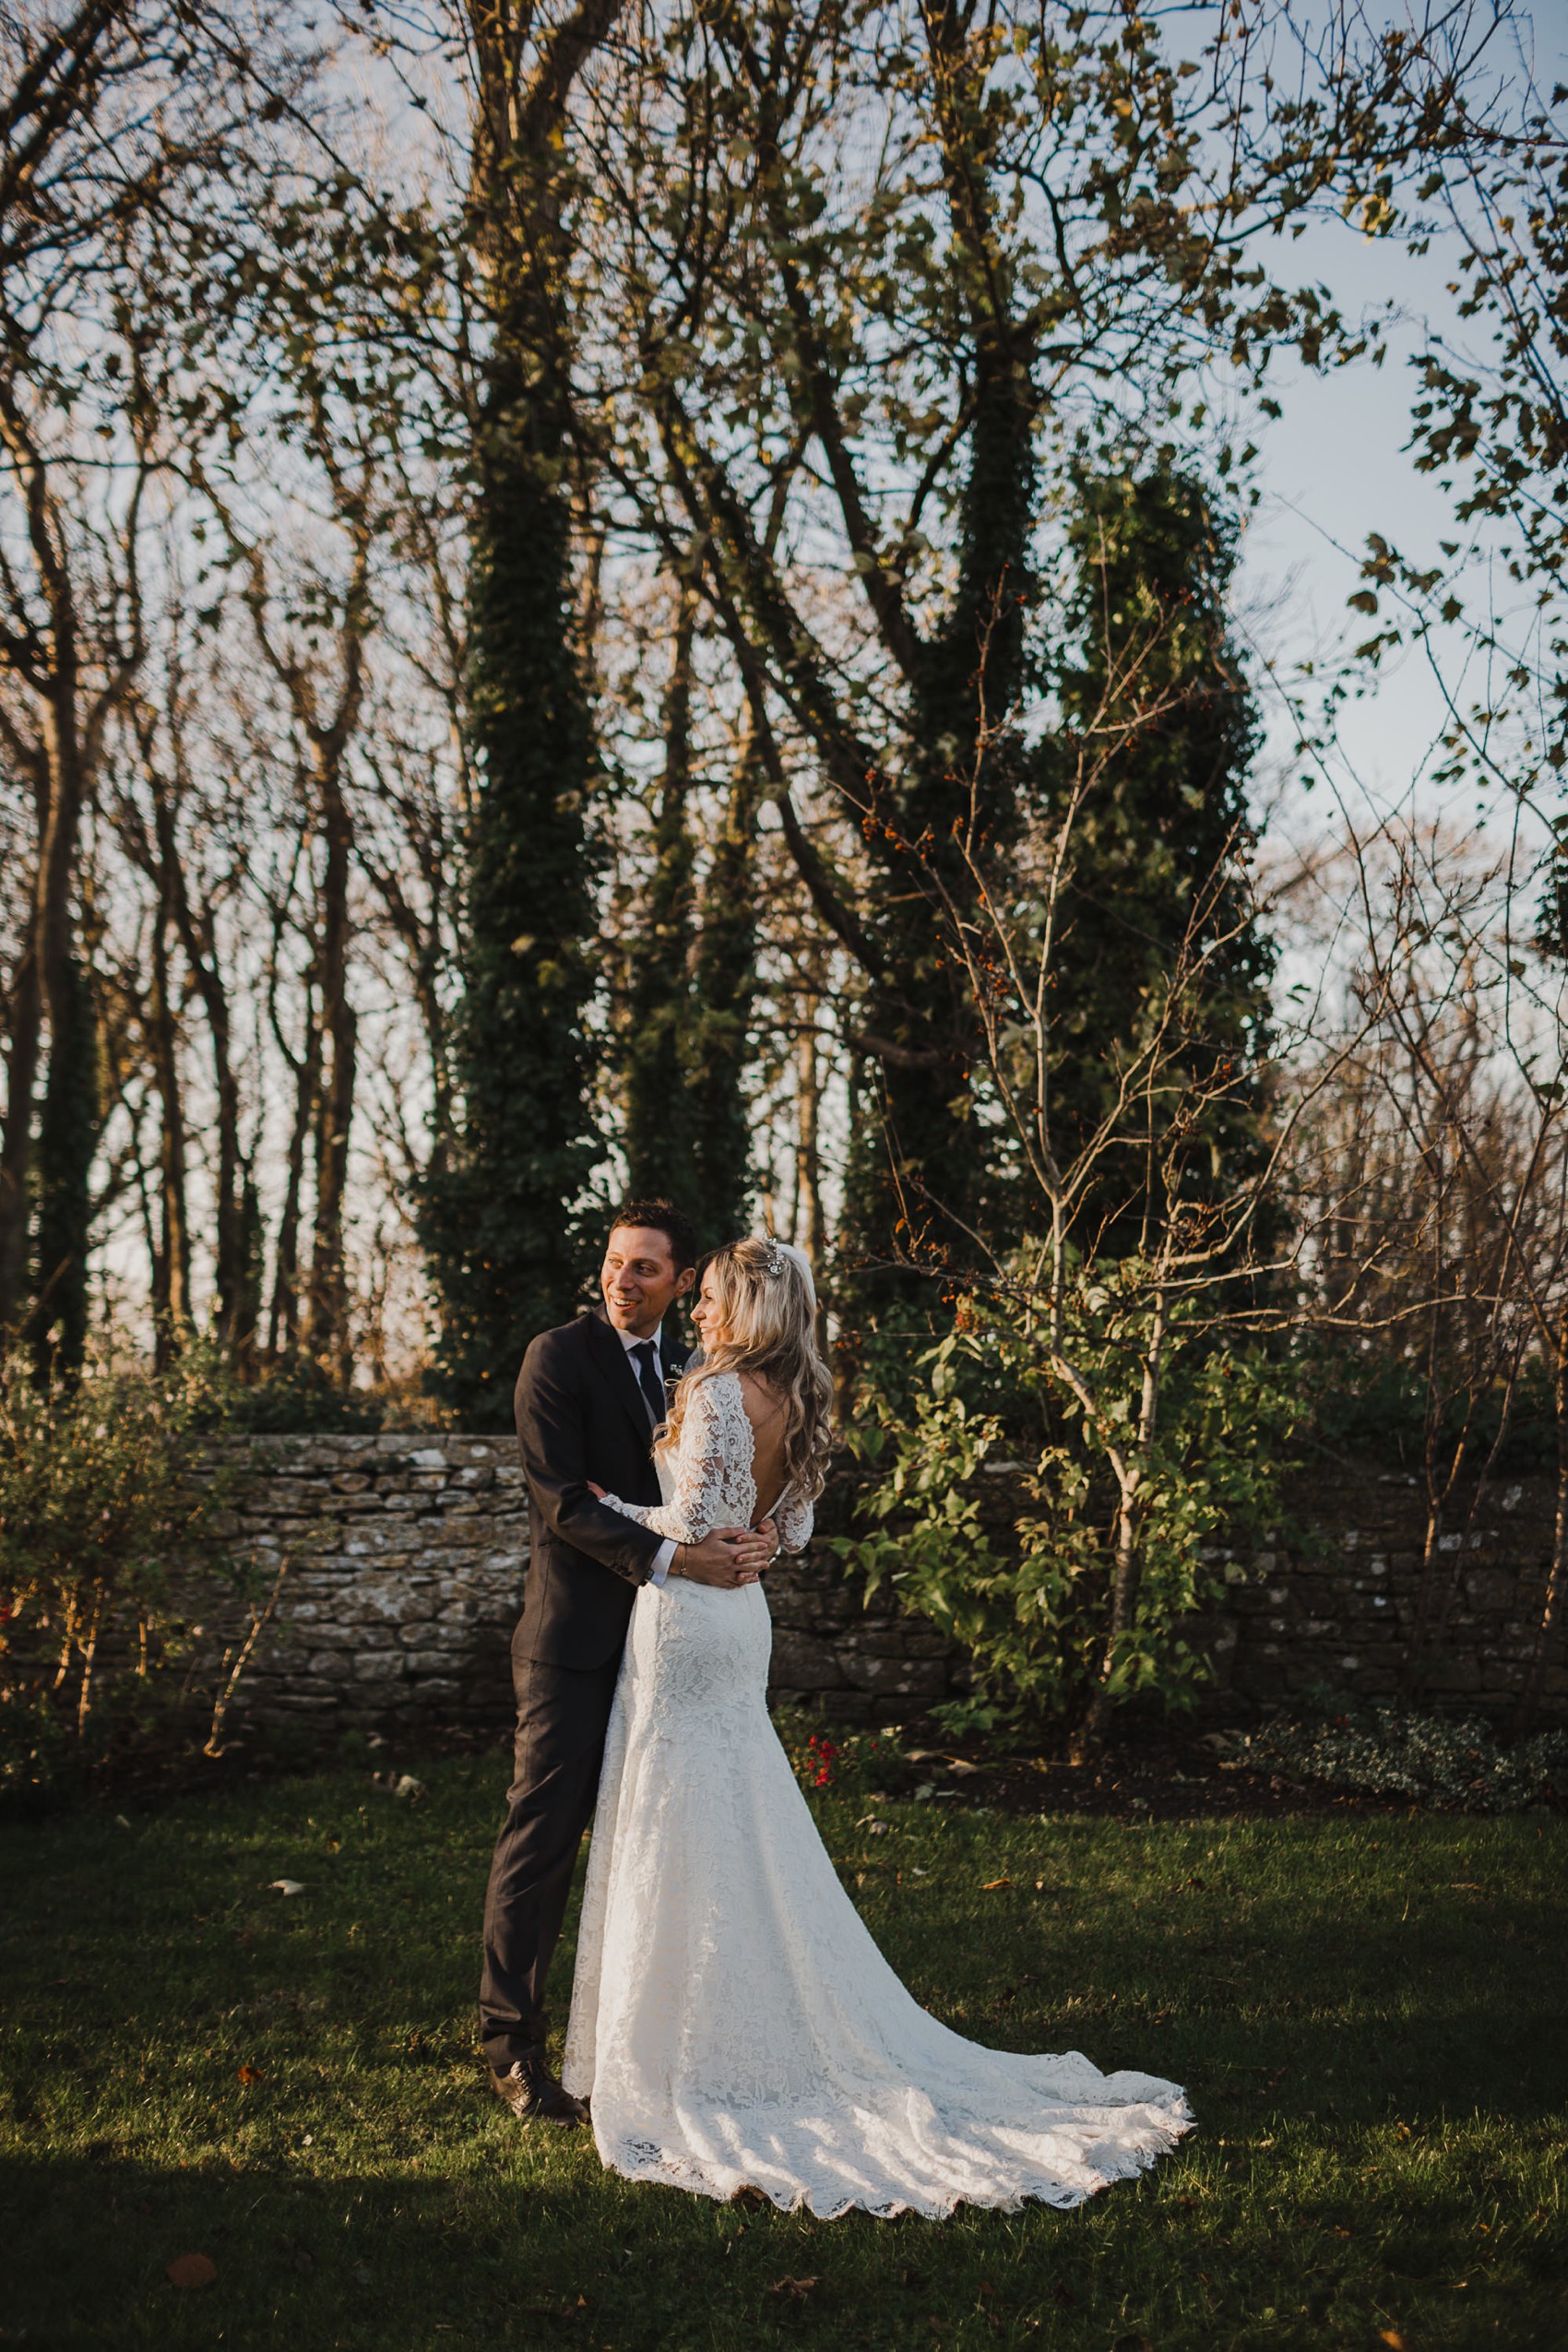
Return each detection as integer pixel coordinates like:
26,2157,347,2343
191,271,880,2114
762,1238,788,1277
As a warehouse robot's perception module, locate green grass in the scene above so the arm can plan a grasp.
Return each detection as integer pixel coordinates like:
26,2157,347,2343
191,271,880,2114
2,1758,1563,2350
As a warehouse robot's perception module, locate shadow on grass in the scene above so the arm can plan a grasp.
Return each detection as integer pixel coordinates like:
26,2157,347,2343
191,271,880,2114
4,2089,1564,2352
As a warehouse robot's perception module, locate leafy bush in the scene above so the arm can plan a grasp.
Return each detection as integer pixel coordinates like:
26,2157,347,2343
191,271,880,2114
180,1346,386,1434
0,1357,250,1802
833,1292,1301,1738
1237,1706,1568,1813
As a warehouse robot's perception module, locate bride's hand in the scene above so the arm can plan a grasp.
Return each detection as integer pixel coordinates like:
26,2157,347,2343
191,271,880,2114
587,1479,608,1500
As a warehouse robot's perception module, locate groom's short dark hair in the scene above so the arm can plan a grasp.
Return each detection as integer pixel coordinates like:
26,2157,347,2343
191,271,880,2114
608,1197,699,1273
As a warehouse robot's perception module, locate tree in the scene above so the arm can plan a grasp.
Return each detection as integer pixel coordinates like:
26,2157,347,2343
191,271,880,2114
583,0,1491,1350
622,580,701,1206
418,0,626,1424
620,586,760,1247
0,2,304,1368
1043,459,1276,1248
837,578,1358,1750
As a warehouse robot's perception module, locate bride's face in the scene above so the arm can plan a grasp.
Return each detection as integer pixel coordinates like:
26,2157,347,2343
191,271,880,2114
691,1267,728,1350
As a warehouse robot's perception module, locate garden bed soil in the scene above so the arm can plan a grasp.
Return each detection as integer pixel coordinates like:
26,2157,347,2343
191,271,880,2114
29,1705,1559,1825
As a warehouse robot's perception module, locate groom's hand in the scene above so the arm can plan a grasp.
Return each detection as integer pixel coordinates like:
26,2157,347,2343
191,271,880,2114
677,1526,770,1586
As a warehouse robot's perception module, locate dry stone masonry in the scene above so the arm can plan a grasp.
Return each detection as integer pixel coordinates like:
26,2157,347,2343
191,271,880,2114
219,1434,960,1739
216,1437,1564,1740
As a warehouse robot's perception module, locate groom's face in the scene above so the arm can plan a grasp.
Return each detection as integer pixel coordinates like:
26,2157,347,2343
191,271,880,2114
600,1225,695,1339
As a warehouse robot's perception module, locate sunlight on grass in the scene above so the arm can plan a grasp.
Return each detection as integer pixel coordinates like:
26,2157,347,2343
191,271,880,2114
3,1757,1563,2349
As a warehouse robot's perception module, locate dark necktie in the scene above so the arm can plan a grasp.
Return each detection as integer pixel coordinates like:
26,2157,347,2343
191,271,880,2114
629,1339,664,1428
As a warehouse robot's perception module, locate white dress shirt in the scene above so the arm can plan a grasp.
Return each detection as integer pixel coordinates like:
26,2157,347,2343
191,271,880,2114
617,1322,679,1586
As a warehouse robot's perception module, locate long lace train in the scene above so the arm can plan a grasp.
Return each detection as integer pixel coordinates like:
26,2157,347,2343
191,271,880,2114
564,1372,1192,2218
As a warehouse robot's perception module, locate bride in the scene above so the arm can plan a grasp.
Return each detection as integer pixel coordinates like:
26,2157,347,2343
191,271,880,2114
569,1235,1192,2219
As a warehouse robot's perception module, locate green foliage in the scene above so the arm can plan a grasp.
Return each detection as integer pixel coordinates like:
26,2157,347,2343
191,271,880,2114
683,770,761,1243
205,1353,384,1436
1046,461,1276,1234
0,1358,243,1800
837,1289,1302,1734
418,350,603,1426
1236,1707,1568,1815
1306,1346,1557,1477
622,704,758,1248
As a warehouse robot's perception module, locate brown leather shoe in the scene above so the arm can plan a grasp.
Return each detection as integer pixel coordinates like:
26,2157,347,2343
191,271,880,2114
486,2049,588,2126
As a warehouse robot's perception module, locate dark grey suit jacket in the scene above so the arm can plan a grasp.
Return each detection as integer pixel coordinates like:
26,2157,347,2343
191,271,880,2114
512,1311,690,1670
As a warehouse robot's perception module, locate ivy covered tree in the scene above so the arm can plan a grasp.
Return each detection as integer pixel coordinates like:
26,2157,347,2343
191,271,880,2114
622,588,699,1211
622,598,758,1250
685,760,761,1246
837,86,1039,1319
419,3,624,1425
1044,459,1276,1245
26,954,100,1382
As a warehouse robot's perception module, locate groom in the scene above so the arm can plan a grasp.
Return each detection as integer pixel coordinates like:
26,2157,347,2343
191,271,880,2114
480,1197,773,2123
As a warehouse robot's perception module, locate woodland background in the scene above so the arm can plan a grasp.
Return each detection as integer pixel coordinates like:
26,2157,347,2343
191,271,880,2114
5,0,1568,1765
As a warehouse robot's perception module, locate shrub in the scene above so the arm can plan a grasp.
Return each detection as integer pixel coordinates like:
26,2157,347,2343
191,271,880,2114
1237,1705,1568,1813
833,1297,1301,1740
775,1711,909,1807
0,1357,249,1802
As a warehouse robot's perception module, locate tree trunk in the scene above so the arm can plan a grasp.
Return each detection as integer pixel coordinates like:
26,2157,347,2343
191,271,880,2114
0,942,43,1333
146,879,191,1360
268,991,320,1362
150,777,250,1366
796,993,826,1284
686,745,760,1245
304,763,356,1382
29,946,99,1379
623,581,698,1202
420,0,629,1416
1515,1303,1568,1736
1071,1284,1169,1760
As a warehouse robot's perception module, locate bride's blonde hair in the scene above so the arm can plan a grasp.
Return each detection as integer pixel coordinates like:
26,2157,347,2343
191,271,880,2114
659,1237,833,1503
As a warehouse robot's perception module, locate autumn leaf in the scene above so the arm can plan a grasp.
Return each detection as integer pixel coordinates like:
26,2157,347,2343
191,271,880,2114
237,2063,263,2085
981,1877,1012,1891
268,1879,305,1896
769,2275,821,2299
166,2253,217,2289
1379,2333,1407,2350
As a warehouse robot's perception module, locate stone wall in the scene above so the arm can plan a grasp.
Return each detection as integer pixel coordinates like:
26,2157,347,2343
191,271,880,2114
214,1437,1564,1740
218,1434,965,1740
1191,1461,1565,1721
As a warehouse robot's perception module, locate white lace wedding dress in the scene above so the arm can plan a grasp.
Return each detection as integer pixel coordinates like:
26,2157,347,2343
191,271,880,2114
564,1370,1192,2219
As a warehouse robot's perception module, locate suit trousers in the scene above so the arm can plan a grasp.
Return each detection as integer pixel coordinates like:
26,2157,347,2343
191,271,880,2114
479,1643,623,2070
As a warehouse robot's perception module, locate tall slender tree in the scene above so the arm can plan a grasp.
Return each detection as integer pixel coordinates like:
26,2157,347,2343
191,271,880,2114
621,633,759,1249
419,1,626,1424
685,751,760,1244
1044,460,1276,1244
623,582,700,1206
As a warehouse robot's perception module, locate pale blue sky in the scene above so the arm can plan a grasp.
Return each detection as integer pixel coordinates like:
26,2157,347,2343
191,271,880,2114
1234,0,1565,831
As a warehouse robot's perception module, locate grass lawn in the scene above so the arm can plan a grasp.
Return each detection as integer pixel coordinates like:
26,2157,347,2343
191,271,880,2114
1,1754,1563,2351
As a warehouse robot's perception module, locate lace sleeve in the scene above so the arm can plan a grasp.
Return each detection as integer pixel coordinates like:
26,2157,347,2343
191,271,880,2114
598,1494,656,1529
602,1375,737,1545
775,1488,814,1552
